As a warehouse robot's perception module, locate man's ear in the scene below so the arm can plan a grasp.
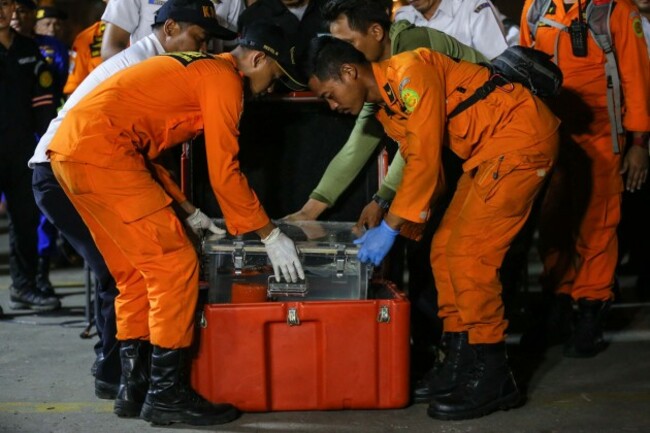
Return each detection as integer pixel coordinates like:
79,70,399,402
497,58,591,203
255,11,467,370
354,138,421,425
163,19,180,38
252,50,268,69
368,23,385,42
339,64,358,82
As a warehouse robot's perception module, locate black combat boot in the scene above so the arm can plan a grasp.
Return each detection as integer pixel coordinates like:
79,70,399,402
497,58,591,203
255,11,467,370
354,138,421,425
427,342,521,420
9,285,60,312
113,340,151,417
140,346,239,426
412,332,472,403
36,256,56,298
564,298,610,358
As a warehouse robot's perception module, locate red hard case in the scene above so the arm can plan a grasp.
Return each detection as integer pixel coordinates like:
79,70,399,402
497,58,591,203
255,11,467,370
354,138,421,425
190,282,410,412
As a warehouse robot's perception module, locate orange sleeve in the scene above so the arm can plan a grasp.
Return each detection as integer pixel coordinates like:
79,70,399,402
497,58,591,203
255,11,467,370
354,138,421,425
611,3,650,132
389,62,447,223
151,161,187,204
196,67,270,235
63,29,93,95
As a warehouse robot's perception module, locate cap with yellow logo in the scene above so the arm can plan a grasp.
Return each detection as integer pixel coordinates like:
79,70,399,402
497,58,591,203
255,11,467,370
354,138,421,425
153,0,237,40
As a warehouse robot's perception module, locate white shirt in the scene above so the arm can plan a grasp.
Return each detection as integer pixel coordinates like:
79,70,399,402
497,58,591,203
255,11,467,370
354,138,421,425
101,0,244,46
29,34,165,166
394,0,509,59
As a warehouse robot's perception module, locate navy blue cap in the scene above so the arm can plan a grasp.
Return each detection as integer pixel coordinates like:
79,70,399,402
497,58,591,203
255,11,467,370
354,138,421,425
154,0,237,40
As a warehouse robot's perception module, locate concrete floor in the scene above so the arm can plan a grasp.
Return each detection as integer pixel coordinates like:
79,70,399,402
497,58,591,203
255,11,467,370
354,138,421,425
1,218,649,433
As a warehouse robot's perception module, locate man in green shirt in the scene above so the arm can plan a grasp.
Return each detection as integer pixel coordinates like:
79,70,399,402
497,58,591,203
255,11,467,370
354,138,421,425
284,0,487,226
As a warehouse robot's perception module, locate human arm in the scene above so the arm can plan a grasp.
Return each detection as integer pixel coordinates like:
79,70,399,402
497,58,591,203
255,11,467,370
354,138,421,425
32,59,57,136
100,0,140,59
621,132,649,191
468,0,509,59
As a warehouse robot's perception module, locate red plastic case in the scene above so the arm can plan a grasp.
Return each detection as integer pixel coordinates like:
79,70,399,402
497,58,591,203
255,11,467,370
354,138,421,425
190,282,410,412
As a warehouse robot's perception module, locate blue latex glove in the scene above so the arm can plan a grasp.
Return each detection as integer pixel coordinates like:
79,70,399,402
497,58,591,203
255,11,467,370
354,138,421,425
353,220,399,266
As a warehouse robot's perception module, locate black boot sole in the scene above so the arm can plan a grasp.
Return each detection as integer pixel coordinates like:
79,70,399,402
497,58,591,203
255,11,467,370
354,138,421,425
427,390,523,421
140,403,240,426
9,300,61,312
114,399,144,418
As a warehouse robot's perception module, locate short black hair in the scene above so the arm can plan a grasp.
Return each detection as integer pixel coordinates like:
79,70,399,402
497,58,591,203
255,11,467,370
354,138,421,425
320,0,392,33
306,36,369,81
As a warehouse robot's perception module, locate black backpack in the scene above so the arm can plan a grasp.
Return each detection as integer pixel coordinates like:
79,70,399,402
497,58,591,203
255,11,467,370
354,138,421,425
449,46,563,119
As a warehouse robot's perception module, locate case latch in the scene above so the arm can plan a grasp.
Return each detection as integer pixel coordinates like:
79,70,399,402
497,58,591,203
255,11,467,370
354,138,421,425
377,305,390,323
334,245,346,278
287,307,300,326
231,241,245,275
199,311,207,328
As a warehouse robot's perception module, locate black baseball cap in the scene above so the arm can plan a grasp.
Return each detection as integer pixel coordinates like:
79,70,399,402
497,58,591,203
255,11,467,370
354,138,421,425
154,0,238,40
237,22,306,91
15,0,37,10
36,6,68,20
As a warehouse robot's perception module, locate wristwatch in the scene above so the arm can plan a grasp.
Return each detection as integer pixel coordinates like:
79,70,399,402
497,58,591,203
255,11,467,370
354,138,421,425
372,193,392,210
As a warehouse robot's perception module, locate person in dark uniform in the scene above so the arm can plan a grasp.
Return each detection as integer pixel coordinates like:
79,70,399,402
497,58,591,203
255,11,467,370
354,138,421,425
238,0,326,63
0,0,60,311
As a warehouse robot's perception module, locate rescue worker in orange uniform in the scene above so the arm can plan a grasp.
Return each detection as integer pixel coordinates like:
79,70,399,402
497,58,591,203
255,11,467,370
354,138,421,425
47,22,306,427
63,20,105,95
306,36,560,420
520,0,650,358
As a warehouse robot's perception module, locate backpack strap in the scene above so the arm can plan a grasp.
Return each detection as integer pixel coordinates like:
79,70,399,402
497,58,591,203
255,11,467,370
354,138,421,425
448,73,511,119
586,0,623,154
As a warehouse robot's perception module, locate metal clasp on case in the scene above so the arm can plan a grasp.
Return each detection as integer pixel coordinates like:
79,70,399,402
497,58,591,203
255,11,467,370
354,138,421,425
334,245,346,278
200,311,207,328
287,307,300,326
268,276,308,297
377,305,390,323
231,241,245,275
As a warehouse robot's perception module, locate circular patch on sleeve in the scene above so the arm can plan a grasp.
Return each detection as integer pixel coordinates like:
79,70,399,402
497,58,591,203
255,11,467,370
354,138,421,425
39,70,53,88
400,88,420,114
633,17,644,38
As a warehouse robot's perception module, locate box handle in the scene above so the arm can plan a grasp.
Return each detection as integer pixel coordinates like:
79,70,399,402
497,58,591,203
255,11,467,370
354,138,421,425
287,307,301,326
268,275,308,297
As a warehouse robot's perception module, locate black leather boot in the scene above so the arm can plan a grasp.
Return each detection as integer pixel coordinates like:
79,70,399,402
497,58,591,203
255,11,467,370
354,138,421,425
113,340,151,417
140,346,239,426
564,298,610,358
9,285,60,312
36,256,56,298
412,332,471,403
427,342,521,420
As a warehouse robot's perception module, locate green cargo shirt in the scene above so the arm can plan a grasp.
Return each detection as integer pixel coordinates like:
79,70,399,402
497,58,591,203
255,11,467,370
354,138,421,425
310,20,489,205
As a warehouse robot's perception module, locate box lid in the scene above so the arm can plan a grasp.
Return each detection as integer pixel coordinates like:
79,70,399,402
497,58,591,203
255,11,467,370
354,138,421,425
203,220,364,255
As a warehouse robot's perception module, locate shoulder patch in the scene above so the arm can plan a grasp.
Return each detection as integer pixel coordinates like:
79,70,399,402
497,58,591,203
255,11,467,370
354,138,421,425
400,87,420,114
474,2,490,13
162,51,212,66
633,16,644,38
39,70,53,88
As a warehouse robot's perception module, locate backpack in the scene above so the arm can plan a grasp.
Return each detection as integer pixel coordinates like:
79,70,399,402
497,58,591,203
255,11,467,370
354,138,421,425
448,46,563,119
526,0,623,153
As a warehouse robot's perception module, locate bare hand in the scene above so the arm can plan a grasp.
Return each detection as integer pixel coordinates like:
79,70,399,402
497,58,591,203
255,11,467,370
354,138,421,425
620,145,649,192
282,199,328,221
357,201,386,229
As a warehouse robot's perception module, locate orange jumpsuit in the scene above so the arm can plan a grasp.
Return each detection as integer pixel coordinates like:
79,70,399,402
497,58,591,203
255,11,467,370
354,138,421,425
520,0,650,302
374,49,560,343
48,52,270,349
63,21,105,95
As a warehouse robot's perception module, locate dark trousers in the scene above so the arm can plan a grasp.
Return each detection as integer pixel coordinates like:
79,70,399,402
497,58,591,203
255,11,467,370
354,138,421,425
0,148,39,291
32,163,121,384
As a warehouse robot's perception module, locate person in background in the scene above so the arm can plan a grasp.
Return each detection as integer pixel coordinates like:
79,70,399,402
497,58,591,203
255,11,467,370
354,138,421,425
520,0,650,358
64,0,108,95
1,0,60,312
238,0,326,62
47,20,305,426
100,0,244,59
32,0,234,405
394,0,508,59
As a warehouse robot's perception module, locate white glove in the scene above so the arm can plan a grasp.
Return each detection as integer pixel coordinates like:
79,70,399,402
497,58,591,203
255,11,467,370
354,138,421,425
185,208,226,235
261,228,305,282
